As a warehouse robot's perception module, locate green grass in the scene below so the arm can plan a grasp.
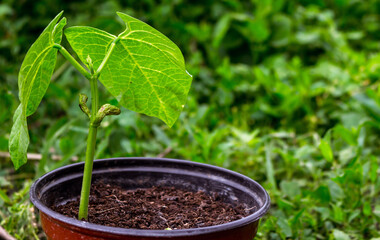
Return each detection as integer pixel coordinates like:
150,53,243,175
1,0,380,239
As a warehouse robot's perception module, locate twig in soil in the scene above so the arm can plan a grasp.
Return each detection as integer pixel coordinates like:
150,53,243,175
0,151,78,162
156,147,172,158
159,216,170,228
244,206,257,212
0,226,16,240
106,194,129,204
96,207,118,214
5,173,34,181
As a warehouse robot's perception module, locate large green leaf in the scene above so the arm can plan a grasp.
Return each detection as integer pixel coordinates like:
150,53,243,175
9,12,65,169
65,12,192,127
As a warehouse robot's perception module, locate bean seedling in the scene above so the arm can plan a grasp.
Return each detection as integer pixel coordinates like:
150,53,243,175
9,11,192,220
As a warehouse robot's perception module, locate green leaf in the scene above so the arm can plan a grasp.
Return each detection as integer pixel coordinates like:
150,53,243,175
374,205,380,218
0,189,11,204
65,12,192,127
332,229,350,240
315,207,330,220
332,204,344,223
327,180,345,202
348,209,360,223
276,217,292,238
9,105,29,169
246,19,270,42
363,201,372,216
280,180,301,198
370,156,378,183
9,12,65,169
19,12,66,115
212,14,231,47
319,139,333,162
313,185,331,204
334,125,356,146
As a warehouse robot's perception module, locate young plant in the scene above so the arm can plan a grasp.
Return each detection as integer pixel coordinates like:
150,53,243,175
9,11,192,220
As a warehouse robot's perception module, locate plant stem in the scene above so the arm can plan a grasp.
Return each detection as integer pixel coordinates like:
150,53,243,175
54,42,114,220
54,43,91,80
78,76,99,220
90,77,99,119
78,125,97,220
58,41,116,220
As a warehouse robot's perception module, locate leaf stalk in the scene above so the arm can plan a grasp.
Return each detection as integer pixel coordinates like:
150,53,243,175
54,43,92,80
95,38,118,77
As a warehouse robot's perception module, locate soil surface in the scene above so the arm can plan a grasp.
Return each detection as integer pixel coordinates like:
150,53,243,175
52,180,253,229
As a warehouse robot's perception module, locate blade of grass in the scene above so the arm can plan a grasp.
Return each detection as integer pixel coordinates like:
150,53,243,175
0,189,11,204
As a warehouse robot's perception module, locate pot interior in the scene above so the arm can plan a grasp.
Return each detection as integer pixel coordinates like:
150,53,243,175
34,158,269,220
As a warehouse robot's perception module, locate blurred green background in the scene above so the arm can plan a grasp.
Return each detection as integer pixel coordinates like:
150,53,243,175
1,0,380,239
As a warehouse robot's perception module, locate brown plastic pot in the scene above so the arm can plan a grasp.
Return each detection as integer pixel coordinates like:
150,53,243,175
30,158,270,240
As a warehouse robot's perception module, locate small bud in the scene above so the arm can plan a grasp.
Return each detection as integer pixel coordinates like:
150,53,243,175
92,104,121,127
79,93,88,104
102,104,121,116
79,93,90,118
86,55,92,65
86,55,95,75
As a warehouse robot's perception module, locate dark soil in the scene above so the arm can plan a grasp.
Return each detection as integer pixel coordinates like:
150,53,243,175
52,180,253,230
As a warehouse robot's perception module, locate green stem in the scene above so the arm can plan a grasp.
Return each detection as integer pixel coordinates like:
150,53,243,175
78,77,99,220
54,43,91,80
95,38,118,77
78,125,97,220
90,77,99,121
58,38,116,220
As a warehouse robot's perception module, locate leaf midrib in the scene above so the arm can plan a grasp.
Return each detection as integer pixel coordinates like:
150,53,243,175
21,46,53,107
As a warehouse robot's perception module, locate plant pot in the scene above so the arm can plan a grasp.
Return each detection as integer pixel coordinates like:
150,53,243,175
30,158,270,240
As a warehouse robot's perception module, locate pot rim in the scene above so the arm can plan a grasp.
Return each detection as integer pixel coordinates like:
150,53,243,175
30,157,270,237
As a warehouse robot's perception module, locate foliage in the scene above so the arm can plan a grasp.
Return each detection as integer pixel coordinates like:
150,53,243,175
64,12,192,127
9,10,192,220
0,180,39,239
1,0,380,239
9,11,191,169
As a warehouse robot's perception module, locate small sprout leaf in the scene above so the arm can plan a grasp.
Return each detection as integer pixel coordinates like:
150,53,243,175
79,93,91,118
9,11,66,169
93,104,121,126
86,55,95,74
